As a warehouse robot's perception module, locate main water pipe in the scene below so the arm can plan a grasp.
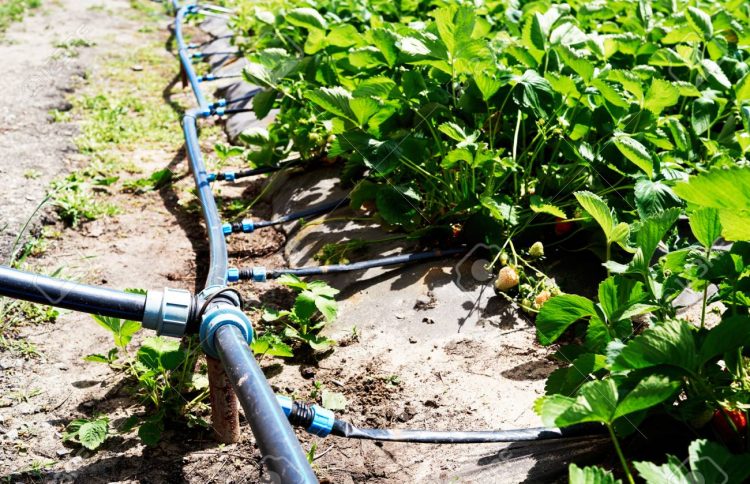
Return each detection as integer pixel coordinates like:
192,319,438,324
175,2,318,481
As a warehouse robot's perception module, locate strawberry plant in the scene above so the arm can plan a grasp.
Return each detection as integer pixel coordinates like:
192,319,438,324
223,0,750,478
536,167,750,481
62,416,110,451
228,0,750,247
262,275,339,351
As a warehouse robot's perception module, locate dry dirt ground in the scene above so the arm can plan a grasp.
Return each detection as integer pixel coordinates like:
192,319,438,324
0,2,611,483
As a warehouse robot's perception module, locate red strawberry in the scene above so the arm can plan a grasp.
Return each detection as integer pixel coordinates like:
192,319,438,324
712,408,747,444
554,218,573,236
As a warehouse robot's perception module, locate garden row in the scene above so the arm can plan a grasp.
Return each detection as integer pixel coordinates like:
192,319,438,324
215,0,750,481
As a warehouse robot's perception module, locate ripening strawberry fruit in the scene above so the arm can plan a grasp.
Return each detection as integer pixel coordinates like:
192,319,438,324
555,218,573,236
534,290,551,307
712,408,748,443
495,266,519,292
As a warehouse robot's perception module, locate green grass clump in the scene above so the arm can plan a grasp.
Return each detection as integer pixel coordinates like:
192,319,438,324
0,0,40,37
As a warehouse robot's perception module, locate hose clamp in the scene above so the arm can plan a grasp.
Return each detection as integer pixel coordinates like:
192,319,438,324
142,288,193,338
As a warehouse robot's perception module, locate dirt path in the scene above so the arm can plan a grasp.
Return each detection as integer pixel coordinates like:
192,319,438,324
0,0,132,258
0,1,203,480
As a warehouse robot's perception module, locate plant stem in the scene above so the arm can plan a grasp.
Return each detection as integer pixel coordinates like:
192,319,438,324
608,424,634,484
700,245,711,329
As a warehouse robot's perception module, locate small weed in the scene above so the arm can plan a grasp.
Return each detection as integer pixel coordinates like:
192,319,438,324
50,174,119,227
82,308,211,446
0,337,40,358
122,168,173,194
52,37,95,59
63,416,109,450
22,169,40,179
8,386,42,403
0,0,40,37
18,460,56,478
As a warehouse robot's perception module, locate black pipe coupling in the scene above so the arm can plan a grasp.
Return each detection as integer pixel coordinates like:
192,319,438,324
142,288,196,338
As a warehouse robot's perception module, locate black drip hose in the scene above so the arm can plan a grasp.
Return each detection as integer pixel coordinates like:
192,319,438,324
329,420,605,444
214,165,283,181
256,197,349,227
237,248,466,280
230,197,349,234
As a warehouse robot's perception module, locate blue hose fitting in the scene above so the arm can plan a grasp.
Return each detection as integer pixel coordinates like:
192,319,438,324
241,220,254,233
275,396,334,437
214,107,225,116
199,304,253,358
308,406,335,437
209,99,227,110
252,266,267,282
207,173,217,182
192,52,204,59
224,171,235,182
222,222,233,236
227,267,240,282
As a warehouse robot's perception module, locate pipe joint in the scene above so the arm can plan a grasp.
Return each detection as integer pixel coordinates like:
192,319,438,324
277,396,335,437
200,303,253,358
241,219,254,232
142,288,194,338
226,267,265,283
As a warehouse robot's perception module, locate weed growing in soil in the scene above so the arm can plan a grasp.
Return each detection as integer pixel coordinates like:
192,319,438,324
82,311,211,447
0,0,40,37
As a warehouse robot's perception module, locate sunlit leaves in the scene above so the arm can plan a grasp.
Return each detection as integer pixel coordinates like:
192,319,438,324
613,135,654,178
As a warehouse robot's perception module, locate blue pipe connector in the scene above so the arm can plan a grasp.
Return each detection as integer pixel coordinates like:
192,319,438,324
222,219,254,236
199,304,253,358
276,396,335,438
209,99,227,110
227,266,266,283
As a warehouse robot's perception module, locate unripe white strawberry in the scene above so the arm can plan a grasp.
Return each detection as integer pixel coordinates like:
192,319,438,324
495,266,519,292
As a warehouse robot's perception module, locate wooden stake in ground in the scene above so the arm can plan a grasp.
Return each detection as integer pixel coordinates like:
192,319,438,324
207,356,241,443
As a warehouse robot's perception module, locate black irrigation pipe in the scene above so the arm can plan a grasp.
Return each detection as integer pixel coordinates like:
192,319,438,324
278,398,607,443
186,34,235,50
228,248,467,282
222,197,349,235
213,107,253,116
0,265,146,321
175,3,318,482
197,73,242,82
208,164,285,182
